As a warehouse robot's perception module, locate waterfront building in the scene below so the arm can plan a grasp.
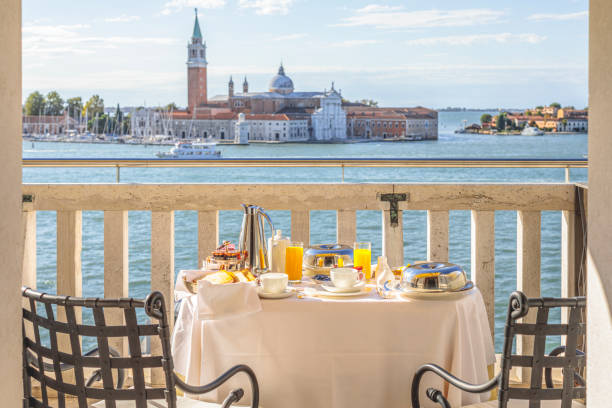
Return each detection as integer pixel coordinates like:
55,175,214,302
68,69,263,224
22,112,78,135
311,85,346,141
345,107,438,140
162,10,435,143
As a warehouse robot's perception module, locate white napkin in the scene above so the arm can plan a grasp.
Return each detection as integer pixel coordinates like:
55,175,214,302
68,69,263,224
197,279,262,320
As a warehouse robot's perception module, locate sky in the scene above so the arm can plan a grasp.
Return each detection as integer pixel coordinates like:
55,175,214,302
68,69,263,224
22,0,589,109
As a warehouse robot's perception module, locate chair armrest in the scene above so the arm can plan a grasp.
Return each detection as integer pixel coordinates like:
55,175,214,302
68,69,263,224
544,346,586,389
411,363,500,408
173,364,259,408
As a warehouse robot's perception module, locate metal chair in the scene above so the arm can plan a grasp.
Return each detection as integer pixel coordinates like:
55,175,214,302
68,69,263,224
411,291,586,408
22,287,259,408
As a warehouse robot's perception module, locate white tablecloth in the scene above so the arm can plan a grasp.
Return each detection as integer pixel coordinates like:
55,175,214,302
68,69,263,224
172,283,495,408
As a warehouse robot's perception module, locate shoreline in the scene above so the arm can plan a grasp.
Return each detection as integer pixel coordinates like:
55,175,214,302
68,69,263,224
23,135,436,146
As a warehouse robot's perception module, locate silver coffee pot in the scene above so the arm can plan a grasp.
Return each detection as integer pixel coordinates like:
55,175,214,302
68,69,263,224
238,204,275,273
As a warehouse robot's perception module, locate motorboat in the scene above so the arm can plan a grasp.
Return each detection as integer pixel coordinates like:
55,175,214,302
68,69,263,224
156,142,222,159
521,126,544,136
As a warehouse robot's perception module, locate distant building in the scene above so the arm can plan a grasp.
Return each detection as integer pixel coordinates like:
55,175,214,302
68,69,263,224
311,85,346,141
345,107,438,140
187,9,208,111
22,113,78,135
149,10,435,144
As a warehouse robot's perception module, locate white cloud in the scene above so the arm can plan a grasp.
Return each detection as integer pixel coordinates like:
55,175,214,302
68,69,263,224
22,23,179,59
330,39,380,47
104,15,141,23
527,11,587,21
356,4,403,13
161,0,226,15
406,33,546,46
239,0,294,15
335,8,505,29
274,33,307,41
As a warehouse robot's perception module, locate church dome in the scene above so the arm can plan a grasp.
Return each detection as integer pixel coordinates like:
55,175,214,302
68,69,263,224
268,64,294,94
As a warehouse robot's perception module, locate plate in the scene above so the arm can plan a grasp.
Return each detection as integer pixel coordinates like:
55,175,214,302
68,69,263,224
321,280,366,293
399,287,474,300
258,287,293,299
316,289,368,297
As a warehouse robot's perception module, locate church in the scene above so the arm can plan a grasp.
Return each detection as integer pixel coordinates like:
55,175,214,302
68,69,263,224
174,9,347,142
135,9,437,143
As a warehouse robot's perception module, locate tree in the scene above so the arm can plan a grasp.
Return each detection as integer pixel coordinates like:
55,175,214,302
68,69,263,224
496,113,506,131
480,113,492,124
165,102,178,111
66,97,83,119
45,91,64,115
356,99,378,107
525,110,532,116
535,105,544,110
549,102,561,109
24,91,46,116
82,95,104,119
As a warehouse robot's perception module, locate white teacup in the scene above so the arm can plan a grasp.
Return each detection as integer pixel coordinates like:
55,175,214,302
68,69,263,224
260,273,288,294
330,268,359,289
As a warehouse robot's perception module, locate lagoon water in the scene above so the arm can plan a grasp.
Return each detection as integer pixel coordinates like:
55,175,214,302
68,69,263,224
23,111,587,350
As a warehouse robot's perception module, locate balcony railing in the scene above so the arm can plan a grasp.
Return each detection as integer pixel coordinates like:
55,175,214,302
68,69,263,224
21,180,587,382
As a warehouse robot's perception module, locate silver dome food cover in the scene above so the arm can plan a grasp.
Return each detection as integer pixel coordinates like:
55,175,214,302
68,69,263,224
400,262,473,292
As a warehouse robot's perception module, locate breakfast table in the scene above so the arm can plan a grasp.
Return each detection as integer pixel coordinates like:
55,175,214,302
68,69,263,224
172,272,495,408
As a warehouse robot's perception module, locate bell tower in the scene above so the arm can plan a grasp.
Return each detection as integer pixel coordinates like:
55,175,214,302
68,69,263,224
187,8,207,112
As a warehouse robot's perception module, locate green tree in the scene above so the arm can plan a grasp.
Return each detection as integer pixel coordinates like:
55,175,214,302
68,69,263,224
356,99,378,107
66,97,83,119
122,113,131,135
535,105,544,110
525,110,532,116
165,102,178,111
24,91,46,116
82,95,105,119
480,113,492,124
496,113,506,131
45,91,64,115
549,102,561,109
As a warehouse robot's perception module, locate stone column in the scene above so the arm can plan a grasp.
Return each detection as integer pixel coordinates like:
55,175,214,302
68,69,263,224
0,0,23,404
587,1,612,405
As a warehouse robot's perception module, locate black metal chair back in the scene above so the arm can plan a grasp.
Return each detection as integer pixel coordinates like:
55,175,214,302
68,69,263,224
498,291,586,408
22,287,178,408
411,291,586,408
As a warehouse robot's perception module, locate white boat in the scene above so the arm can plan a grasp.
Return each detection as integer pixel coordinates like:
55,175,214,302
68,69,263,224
156,142,222,159
521,126,544,136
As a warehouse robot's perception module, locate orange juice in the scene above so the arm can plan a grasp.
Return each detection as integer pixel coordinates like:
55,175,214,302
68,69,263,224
353,248,372,280
285,244,304,282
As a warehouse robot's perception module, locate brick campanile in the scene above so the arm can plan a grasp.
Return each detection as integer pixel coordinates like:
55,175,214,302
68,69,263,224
187,8,207,112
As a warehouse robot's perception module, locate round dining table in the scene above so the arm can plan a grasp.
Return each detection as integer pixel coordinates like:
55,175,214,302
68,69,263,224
172,277,495,408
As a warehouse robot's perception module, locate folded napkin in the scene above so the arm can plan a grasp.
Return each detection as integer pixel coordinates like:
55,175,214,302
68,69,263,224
197,279,262,320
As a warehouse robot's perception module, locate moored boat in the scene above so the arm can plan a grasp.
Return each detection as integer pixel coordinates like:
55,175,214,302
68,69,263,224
156,142,222,159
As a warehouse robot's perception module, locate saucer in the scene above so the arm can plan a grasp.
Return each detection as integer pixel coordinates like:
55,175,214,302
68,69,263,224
258,287,293,299
321,280,365,293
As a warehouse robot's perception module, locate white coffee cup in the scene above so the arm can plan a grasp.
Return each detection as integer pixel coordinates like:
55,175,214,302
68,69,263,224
330,268,359,289
260,273,288,294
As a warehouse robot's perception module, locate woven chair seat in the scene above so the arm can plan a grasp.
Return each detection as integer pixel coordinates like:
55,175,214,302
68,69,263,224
463,399,585,408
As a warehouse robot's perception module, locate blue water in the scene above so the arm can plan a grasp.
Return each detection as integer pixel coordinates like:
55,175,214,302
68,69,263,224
24,111,588,351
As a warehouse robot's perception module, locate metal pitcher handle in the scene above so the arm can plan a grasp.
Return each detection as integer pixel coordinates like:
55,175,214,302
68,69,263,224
256,206,275,236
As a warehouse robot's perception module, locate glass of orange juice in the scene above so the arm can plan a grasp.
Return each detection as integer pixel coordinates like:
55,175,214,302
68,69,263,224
285,241,304,283
353,242,372,280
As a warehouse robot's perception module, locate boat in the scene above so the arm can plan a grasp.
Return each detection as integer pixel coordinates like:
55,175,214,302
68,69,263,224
156,142,222,159
521,126,544,136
